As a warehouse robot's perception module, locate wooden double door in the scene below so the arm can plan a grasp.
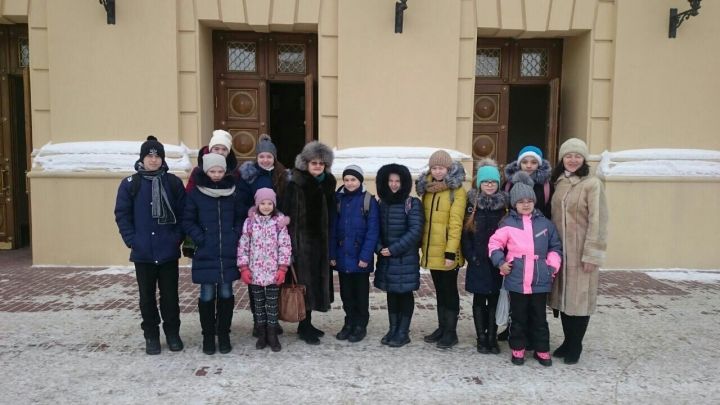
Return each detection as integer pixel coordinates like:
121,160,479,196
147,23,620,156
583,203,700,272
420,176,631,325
213,32,317,169
0,25,30,250
473,39,562,169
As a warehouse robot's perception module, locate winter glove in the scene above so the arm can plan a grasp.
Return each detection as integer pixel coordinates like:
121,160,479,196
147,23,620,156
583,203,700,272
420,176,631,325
181,237,196,258
275,267,288,285
241,268,252,285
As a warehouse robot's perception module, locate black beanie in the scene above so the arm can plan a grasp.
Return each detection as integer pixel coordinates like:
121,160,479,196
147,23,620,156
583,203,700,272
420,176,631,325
139,135,165,161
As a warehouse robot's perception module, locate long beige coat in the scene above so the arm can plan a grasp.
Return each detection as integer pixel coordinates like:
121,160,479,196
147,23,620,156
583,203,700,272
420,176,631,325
549,174,608,316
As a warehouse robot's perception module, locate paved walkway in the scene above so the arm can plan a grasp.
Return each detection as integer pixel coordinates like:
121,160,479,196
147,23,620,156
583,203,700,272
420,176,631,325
1,248,719,404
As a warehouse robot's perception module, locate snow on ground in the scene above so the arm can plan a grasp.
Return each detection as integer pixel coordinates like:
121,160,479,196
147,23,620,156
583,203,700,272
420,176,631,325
597,149,720,178
332,147,471,176
645,270,720,283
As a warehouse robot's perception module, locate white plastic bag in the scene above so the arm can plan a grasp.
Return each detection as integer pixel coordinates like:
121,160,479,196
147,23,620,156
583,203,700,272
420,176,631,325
496,287,509,326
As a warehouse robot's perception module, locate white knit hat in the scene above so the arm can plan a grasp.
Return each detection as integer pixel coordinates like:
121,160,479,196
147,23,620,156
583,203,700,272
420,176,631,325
209,129,232,151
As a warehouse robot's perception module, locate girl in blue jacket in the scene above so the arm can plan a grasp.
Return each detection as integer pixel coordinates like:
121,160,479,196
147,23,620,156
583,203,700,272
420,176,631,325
182,153,248,355
374,164,424,348
329,165,380,343
462,159,508,355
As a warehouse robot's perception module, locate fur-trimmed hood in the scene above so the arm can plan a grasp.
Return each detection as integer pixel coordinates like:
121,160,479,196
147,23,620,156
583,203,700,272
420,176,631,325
239,160,287,184
415,161,466,196
467,188,509,211
376,163,413,203
504,159,551,185
294,141,334,173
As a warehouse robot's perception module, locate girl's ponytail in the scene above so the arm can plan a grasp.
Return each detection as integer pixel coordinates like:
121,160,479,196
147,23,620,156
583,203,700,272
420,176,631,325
463,192,480,232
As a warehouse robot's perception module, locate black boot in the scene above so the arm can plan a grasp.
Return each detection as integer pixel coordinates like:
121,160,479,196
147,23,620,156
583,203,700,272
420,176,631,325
473,304,489,354
255,323,268,349
497,326,509,341
301,311,325,338
336,317,353,341
216,296,234,354
564,316,590,365
388,312,412,348
166,334,184,352
436,309,459,349
553,312,571,358
298,318,320,345
267,323,281,352
348,325,367,343
487,309,500,354
423,304,445,343
381,312,400,345
145,336,161,355
198,299,216,355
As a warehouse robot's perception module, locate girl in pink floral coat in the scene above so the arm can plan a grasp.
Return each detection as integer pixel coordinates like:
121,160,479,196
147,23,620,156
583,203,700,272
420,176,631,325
237,188,292,352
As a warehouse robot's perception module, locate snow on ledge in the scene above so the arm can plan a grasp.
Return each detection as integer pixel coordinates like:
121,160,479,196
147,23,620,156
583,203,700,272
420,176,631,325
597,148,720,179
331,147,471,177
32,141,193,173
645,270,720,283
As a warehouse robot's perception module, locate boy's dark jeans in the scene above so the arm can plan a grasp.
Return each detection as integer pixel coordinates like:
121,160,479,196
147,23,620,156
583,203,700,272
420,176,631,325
508,291,550,353
135,260,181,338
338,272,370,327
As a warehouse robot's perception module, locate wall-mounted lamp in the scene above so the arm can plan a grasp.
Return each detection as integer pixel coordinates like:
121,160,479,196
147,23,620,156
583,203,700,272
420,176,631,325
99,0,115,25
394,0,408,33
669,0,701,38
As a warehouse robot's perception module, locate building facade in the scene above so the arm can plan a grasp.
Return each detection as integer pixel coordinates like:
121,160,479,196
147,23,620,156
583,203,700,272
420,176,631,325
0,0,717,268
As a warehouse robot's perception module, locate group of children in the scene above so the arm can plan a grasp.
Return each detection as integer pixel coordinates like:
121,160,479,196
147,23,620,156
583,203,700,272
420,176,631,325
117,132,564,366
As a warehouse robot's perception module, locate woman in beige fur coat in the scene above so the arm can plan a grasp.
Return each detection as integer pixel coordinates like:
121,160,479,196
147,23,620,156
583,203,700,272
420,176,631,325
548,138,608,365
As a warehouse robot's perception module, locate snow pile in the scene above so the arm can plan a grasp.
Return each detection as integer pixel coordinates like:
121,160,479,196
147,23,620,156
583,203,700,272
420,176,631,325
597,149,720,178
32,141,193,173
645,270,720,283
332,147,471,177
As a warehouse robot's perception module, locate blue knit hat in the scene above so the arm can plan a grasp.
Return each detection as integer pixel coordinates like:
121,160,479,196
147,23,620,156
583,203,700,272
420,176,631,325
475,158,501,188
517,145,543,163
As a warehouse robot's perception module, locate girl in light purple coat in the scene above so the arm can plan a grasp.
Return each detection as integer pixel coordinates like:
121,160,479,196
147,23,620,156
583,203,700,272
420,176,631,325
238,188,292,352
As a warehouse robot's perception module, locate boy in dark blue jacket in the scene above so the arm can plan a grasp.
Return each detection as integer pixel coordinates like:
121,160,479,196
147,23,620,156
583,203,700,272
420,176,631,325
330,165,380,343
114,136,186,355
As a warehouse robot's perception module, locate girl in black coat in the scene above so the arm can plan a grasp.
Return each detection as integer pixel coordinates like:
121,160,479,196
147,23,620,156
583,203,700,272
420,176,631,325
462,159,508,354
374,164,424,347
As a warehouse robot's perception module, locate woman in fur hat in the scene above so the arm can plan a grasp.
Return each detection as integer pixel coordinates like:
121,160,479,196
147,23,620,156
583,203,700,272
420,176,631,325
549,138,608,365
282,141,337,345
236,133,289,338
415,150,467,349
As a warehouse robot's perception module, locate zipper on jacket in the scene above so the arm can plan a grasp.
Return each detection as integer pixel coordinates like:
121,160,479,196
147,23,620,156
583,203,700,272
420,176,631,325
423,192,437,268
218,200,224,284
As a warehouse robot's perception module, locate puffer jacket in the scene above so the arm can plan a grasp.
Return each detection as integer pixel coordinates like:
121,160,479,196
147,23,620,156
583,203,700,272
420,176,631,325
373,164,424,293
182,172,247,284
488,209,562,294
237,207,292,287
415,161,467,270
461,189,509,294
114,169,185,264
503,159,553,219
236,160,289,210
330,186,380,273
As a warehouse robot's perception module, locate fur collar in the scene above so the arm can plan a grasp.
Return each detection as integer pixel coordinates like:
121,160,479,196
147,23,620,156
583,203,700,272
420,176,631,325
467,189,508,211
288,168,337,191
504,159,551,185
415,161,466,197
239,161,270,184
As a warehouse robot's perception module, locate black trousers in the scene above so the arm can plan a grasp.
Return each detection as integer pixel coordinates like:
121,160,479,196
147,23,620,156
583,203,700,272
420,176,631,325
508,292,550,353
250,284,280,326
473,292,499,332
430,269,460,312
134,260,181,338
338,272,370,327
387,292,415,316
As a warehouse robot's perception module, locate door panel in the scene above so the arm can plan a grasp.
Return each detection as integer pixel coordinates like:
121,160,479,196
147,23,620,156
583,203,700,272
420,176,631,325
546,78,560,165
472,84,509,170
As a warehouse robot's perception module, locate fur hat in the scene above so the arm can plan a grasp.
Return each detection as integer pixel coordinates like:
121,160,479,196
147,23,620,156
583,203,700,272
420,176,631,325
475,158,501,188
428,149,453,169
209,129,233,151
559,138,589,161
139,135,165,161
517,145,543,164
254,188,276,206
256,134,277,159
295,141,334,172
510,171,536,206
202,153,227,173
342,164,364,183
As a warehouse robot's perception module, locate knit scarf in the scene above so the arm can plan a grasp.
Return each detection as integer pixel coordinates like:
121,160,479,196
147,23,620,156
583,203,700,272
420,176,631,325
198,185,236,198
425,179,449,194
136,163,176,225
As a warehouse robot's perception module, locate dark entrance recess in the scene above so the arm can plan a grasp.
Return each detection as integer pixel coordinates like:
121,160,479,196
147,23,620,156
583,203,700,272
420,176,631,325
268,82,315,169
507,85,549,162
9,76,29,247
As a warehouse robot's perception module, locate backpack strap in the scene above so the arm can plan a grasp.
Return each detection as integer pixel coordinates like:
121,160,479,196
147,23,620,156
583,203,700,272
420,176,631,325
362,192,373,217
543,181,550,202
129,173,141,197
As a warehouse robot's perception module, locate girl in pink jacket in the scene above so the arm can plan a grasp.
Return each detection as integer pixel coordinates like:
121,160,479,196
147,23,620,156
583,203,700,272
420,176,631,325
238,188,292,352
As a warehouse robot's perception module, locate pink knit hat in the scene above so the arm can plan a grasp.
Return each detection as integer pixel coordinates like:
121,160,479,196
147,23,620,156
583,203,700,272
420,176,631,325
254,188,276,206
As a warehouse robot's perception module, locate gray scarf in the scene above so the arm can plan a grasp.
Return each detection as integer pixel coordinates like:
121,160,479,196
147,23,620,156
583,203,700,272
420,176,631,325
198,185,236,198
136,163,177,225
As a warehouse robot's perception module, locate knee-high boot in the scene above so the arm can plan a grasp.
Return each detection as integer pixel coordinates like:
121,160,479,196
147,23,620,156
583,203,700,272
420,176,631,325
198,299,216,355
565,315,590,365
423,304,445,343
487,306,500,354
381,311,400,345
388,311,412,348
216,296,234,354
473,303,489,354
436,308,459,349
553,312,572,358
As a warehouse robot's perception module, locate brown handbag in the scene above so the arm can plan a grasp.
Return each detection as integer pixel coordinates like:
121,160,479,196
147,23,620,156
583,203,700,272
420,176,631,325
278,265,306,322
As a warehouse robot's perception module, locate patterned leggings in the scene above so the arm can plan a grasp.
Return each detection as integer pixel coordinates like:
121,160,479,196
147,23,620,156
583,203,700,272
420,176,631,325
250,284,280,326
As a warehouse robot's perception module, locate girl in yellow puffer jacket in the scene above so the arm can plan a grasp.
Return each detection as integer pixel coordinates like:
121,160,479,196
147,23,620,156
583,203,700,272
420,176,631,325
415,149,467,349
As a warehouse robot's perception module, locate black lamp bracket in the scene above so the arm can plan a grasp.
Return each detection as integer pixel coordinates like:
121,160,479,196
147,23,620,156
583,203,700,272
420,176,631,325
99,0,116,25
669,0,701,38
395,0,408,34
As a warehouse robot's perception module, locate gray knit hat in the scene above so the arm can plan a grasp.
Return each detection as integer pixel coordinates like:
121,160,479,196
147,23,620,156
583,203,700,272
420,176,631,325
342,164,364,183
559,138,589,161
256,134,277,158
510,171,536,206
203,153,227,173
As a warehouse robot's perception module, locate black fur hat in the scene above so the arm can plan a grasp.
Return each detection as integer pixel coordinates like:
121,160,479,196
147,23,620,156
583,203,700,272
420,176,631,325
295,141,333,173
377,163,412,203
